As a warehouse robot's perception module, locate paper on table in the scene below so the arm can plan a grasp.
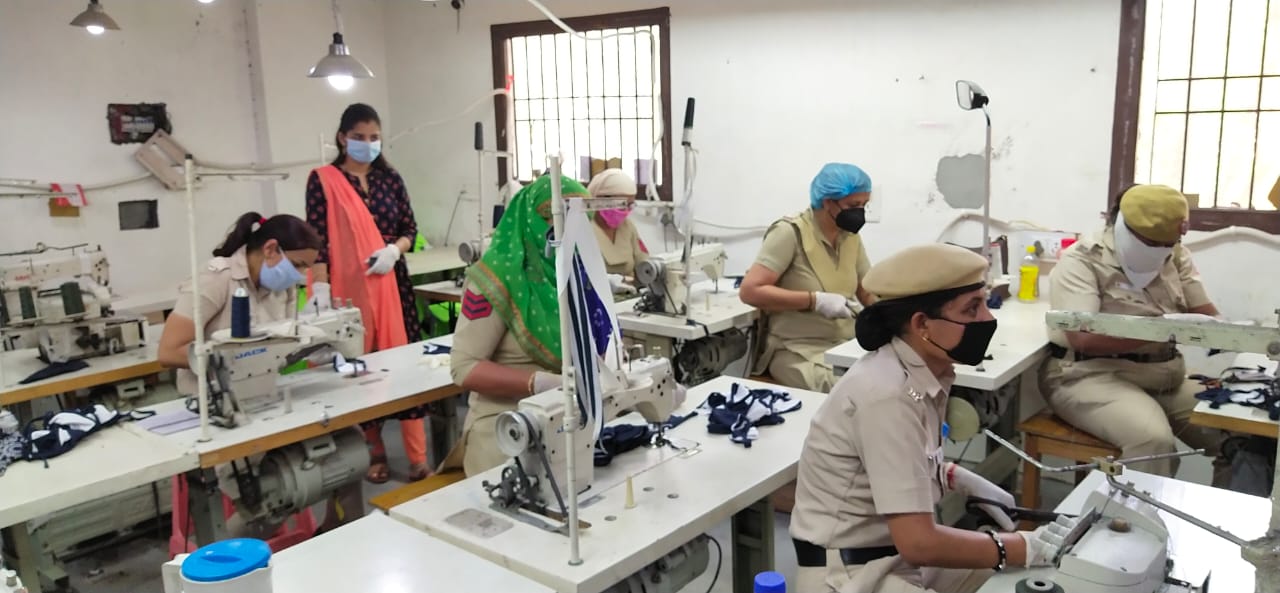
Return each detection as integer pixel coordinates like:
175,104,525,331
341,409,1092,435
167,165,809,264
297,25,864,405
136,408,200,435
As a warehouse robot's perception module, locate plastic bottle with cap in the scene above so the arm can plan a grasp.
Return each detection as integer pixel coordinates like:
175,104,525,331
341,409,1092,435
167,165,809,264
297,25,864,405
1017,246,1039,303
754,571,786,593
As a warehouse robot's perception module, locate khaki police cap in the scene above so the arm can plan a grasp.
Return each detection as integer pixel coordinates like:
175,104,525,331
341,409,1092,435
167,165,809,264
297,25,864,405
1119,185,1189,244
863,243,987,301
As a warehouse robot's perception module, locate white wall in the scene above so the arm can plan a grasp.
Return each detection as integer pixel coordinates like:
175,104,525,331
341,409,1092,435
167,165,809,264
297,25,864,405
0,0,388,299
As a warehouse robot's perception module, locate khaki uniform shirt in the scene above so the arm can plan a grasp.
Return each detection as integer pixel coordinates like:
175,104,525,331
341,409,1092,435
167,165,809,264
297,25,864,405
593,218,649,277
790,338,952,549
171,247,296,395
752,210,870,368
448,280,550,474
1048,227,1211,355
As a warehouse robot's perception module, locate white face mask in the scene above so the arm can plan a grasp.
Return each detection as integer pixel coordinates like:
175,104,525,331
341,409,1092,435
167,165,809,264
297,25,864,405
1113,211,1174,289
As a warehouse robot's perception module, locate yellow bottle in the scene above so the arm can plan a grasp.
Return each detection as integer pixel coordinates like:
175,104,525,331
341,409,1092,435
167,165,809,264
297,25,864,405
1018,246,1039,302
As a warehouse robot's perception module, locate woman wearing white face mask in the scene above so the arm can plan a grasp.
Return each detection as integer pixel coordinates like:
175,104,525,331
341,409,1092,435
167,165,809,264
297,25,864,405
586,168,650,295
1040,184,1227,481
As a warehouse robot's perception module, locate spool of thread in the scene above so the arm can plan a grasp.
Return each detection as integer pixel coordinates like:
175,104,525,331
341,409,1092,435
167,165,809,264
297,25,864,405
231,287,251,338
60,282,86,316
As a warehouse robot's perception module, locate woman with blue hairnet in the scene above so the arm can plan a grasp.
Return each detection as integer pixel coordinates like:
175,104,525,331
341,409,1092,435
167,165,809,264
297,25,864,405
740,163,878,393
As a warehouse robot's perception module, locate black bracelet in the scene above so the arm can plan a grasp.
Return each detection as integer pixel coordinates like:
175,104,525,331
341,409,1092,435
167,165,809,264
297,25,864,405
986,530,1007,572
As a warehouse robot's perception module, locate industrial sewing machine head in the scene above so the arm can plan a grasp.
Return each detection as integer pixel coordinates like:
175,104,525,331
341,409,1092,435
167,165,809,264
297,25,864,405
483,355,680,528
192,306,365,427
0,243,147,363
634,243,727,316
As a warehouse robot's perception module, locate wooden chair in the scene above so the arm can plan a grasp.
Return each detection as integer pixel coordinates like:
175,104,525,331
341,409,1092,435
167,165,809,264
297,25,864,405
1016,411,1121,509
370,470,467,513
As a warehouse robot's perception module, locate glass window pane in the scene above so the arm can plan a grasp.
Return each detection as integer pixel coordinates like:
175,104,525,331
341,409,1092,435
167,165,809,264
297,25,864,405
1156,80,1189,111
1189,78,1225,111
603,30,620,97
529,99,543,121
511,38,528,99
585,37,604,97
1183,113,1223,205
570,35,587,100
638,97,654,119
575,119,591,173
605,97,620,119
618,27,637,98
1227,0,1268,76
588,97,604,118
1158,0,1196,79
541,35,558,100
620,118,638,164
1217,112,1258,208
1262,76,1280,109
1191,0,1230,78
1265,3,1280,74
589,119,606,162
574,98,588,119
1224,77,1261,110
514,99,529,122
544,99,558,121
636,26,655,97
526,36,543,99
1253,112,1280,209
555,33,573,98
620,96,637,119
1149,114,1188,188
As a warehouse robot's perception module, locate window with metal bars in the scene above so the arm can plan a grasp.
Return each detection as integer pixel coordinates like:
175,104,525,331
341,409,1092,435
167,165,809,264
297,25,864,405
490,8,673,201
1132,0,1280,232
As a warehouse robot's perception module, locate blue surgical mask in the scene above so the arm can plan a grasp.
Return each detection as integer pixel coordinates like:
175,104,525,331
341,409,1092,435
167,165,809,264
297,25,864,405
259,256,304,292
345,139,381,164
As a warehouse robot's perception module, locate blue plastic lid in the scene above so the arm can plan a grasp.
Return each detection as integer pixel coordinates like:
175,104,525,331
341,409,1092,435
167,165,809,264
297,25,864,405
181,539,271,583
754,571,786,593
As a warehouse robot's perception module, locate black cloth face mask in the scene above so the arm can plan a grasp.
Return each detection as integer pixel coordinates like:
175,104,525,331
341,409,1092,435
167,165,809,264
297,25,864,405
833,207,866,234
925,318,998,366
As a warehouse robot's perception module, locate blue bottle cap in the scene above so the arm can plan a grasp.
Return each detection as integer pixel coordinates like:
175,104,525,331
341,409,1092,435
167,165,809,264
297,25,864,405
942,422,951,439
181,538,271,583
754,570,786,593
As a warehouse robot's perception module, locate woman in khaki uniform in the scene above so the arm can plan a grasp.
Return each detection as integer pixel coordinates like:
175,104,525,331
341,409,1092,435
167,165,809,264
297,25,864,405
740,162,877,393
159,212,364,534
1041,184,1225,478
445,175,590,476
790,243,1072,593
587,168,649,295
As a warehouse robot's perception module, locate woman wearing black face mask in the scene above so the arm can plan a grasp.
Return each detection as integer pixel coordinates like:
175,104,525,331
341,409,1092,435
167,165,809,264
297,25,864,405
740,162,877,393
790,244,1072,593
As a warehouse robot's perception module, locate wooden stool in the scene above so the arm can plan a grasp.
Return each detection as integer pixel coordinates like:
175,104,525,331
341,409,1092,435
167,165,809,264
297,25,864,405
1016,412,1121,509
370,470,466,513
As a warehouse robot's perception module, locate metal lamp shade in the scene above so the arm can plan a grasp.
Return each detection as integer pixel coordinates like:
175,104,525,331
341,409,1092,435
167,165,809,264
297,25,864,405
308,33,374,79
69,1,120,31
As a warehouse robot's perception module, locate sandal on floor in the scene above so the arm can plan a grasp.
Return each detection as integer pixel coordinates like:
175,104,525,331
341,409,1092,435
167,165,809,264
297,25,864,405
366,456,391,484
408,462,433,482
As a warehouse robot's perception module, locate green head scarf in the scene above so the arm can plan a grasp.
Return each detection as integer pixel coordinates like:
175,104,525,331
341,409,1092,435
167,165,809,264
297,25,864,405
466,175,590,370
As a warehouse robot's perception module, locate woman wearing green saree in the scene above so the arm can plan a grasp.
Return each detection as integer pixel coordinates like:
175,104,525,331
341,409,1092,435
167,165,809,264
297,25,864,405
444,175,591,476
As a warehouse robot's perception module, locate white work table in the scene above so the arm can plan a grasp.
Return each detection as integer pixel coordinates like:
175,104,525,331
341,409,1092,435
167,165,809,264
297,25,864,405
157,336,459,468
980,469,1268,593
390,375,820,593
613,280,758,340
414,279,465,303
0,423,195,528
406,247,465,277
271,513,555,593
0,332,162,406
1190,352,1279,439
825,300,1051,391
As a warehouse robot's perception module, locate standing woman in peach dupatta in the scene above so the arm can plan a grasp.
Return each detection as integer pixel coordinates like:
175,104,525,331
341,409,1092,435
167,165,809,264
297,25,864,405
305,103,430,484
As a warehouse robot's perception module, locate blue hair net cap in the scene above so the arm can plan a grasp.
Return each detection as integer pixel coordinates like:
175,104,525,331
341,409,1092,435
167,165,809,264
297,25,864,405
809,163,872,209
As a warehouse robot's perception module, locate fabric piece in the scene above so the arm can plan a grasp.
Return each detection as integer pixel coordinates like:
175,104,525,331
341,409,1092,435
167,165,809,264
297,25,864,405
0,432,26,476
594,424,653,466
422,342,452,355
310,165,409,353
1192,368,1280,420
466,175,589,370
683,382,802,448
20,359,89,384
306,167,420,341
22,404,139,463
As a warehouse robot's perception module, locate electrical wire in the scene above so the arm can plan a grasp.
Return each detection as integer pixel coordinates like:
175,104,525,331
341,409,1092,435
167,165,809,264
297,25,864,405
704,535,723,593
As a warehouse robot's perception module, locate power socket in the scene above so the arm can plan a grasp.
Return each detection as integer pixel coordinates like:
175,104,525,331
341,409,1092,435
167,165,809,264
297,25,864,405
1014,230,1078,261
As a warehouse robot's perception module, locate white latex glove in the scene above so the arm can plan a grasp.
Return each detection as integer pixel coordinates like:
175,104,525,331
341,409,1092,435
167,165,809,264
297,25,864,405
948,463,1017,531
813,292,853,319
532,371,562,394
305,282,332,313
1020,515,1079,567
366,244,402,276
608,274,637,295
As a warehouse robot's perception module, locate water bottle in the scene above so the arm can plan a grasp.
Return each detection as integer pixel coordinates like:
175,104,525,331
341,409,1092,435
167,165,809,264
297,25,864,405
1017,246,1039,303
754,571,785,593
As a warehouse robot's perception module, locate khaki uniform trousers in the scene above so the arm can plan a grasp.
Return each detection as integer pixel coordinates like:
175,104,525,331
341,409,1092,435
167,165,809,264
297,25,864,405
795,553,990,593
1040,355,1225,478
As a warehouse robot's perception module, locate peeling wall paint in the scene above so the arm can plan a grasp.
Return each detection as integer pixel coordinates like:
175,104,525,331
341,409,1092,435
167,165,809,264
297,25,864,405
936,153,986,209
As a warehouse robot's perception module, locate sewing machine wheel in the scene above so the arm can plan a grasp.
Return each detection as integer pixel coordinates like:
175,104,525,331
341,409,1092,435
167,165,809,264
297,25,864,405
495,411,536,457
1015,578,1064,593
635,259,665,291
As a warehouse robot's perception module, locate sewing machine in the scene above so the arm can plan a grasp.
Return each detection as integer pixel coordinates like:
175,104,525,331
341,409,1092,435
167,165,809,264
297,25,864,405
482,355,681,525
192,306,365,428
634,243,727,317
0,244,147,363
1041,310,1280,592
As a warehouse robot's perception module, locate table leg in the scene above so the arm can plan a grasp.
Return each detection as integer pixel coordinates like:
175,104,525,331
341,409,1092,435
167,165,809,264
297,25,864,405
426,395,461,469
730,498,774,593
187,468,228,546
1,521,61,593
